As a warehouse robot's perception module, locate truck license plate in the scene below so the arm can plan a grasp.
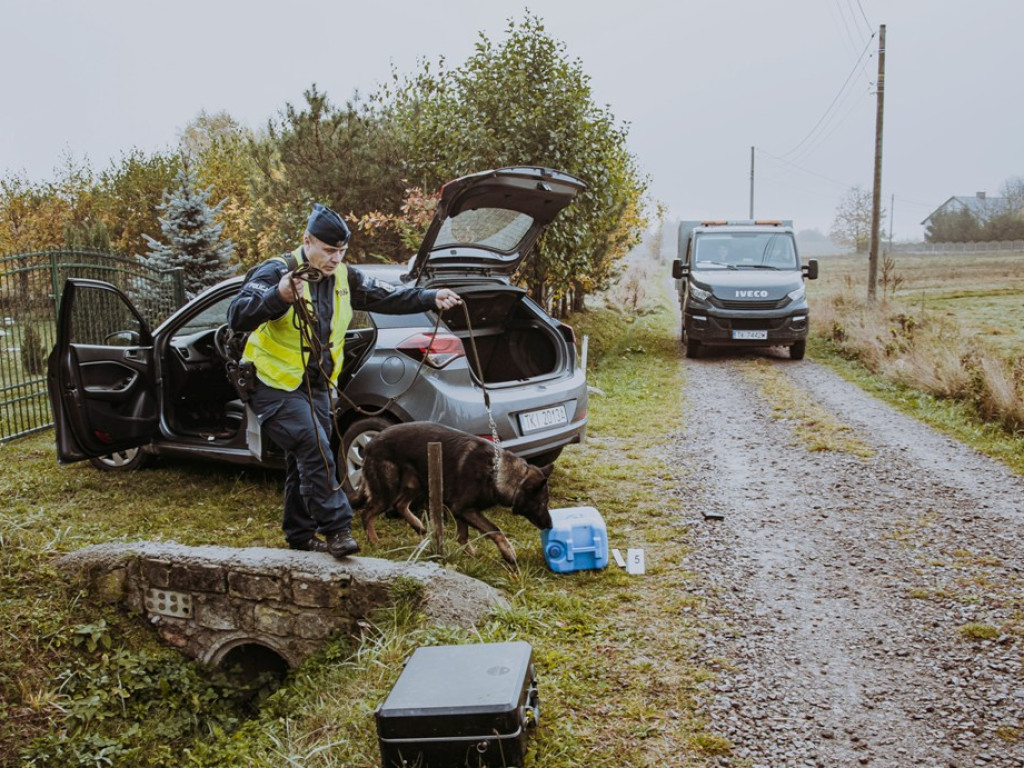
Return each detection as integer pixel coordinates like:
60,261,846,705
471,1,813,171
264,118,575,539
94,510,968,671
519,405,568,433
733,330,768,340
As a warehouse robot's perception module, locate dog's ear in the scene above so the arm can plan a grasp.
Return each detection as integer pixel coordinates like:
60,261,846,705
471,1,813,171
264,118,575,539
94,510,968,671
522,464,554,492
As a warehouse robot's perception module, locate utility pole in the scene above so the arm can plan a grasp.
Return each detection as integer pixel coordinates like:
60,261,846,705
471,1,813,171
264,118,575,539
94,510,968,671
749,146,755,219
867,24,886,302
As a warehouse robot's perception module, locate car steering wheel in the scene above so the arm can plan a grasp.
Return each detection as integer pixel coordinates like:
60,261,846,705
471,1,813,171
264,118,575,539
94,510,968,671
214,323,237,362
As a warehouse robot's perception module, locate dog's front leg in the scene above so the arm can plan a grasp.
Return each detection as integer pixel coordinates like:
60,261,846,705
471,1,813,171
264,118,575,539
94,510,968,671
458,509,518,570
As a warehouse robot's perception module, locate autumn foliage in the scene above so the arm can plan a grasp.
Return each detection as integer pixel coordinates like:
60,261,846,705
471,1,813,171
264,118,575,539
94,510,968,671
0,14,649,317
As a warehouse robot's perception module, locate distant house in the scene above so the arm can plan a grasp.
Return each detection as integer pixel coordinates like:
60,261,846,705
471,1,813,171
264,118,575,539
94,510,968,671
920,192,1011,226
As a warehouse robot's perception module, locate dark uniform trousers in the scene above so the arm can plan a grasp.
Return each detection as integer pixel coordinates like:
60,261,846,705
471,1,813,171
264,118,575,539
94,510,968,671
249,380,352,546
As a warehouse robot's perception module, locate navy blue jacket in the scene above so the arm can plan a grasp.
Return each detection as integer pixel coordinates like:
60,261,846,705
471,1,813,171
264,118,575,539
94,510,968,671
227,252,439,384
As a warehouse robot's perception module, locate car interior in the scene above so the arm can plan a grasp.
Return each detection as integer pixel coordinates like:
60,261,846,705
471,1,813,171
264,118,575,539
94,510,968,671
162,296,376,441
443,290,560,384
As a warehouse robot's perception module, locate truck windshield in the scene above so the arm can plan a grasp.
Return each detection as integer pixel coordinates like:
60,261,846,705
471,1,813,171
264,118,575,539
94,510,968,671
694,232,798,269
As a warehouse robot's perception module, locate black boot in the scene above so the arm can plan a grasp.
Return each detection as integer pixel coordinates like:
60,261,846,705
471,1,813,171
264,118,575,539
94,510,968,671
325,529,360,559
289,537,330,553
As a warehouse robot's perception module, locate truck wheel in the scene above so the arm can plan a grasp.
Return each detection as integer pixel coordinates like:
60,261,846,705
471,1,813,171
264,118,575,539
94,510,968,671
790,340,806,360
685,335,701,359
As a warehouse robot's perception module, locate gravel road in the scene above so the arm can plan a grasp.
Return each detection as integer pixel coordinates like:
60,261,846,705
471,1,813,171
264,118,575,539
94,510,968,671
669,351,1024,767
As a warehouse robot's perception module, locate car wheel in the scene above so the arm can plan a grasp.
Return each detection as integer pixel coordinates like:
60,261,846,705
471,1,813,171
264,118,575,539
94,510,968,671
790,340,806,360
685,333,701,359
89,446,148,472
339,416,396,496
527,447,563,466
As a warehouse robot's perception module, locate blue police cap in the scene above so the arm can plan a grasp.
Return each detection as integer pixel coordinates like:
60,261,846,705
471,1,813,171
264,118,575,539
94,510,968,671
306,203,351,247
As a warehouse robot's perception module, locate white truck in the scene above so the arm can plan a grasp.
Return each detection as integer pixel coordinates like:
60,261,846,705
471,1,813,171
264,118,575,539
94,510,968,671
671,220,818,359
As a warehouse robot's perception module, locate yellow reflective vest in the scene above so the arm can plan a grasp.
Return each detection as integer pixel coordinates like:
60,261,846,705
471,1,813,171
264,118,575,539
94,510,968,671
243,247,353,391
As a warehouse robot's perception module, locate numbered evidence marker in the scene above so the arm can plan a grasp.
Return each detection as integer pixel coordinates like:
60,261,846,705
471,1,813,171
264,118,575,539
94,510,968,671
626,548,646,575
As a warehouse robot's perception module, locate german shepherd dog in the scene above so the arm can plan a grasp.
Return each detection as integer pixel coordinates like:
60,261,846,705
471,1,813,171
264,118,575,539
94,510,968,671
350,422,554,569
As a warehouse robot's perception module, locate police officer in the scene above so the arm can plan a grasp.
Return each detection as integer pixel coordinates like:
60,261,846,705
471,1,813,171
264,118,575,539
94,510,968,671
227,204,461,558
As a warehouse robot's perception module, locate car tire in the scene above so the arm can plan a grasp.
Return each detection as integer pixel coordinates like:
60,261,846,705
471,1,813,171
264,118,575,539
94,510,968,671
527,447,563,466
339,416,397,496
790,340,806,360
89,446,148,472
685,333,701,359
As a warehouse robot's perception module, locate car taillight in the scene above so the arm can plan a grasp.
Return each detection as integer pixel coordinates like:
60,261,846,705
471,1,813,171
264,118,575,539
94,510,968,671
396,332,465,369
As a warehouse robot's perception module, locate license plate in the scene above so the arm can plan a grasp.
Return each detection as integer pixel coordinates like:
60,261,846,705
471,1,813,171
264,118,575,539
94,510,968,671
519,405,568,433
733,330,768,340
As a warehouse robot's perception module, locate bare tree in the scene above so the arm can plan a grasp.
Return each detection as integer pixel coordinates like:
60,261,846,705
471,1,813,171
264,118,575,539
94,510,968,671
830,185,884,253
178,110,247,157
1000,176,1024,212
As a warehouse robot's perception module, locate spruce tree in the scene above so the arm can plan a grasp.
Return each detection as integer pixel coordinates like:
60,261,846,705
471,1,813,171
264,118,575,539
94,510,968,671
140,159,235,298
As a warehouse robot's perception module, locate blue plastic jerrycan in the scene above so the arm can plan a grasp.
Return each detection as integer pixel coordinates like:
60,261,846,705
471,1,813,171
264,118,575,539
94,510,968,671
541,506,609,573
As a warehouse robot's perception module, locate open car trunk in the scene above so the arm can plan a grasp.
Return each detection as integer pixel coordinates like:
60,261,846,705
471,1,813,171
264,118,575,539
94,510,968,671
443,289,564,385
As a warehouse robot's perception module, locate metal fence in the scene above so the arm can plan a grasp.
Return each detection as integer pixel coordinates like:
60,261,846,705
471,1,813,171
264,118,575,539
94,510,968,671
890,240,1024,254
0,250,184,444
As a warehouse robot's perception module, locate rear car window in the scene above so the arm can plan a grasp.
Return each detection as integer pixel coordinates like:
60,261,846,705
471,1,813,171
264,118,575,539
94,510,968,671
435,208,533,252
369,311,432,329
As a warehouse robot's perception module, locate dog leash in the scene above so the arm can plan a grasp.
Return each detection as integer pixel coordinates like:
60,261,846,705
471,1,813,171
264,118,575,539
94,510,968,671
454,301,502,475
287,267,436,494
288,271,503,489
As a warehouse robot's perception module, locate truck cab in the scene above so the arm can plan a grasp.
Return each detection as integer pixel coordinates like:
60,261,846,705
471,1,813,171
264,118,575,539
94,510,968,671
671,220,818,359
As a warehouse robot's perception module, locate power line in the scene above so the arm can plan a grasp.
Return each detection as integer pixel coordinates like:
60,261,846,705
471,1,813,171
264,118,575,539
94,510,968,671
756,147,858,191
776,33,875,160
892,194,937,211
850,0,874,38
831,0,870,58
786,85,873,167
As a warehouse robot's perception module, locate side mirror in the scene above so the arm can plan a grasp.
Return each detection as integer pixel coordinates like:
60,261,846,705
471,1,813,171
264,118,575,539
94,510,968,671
671,259,688,280
802,259,819,280
103,329,142,346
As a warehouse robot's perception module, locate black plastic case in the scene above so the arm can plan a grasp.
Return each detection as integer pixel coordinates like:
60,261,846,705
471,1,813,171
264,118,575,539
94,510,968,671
375,641,538,767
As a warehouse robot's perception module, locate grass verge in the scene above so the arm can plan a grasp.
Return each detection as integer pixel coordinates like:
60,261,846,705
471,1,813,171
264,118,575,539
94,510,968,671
739,358,875,458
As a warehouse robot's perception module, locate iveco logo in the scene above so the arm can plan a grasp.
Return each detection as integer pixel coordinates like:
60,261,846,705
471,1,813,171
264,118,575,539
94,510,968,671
735,290,769,298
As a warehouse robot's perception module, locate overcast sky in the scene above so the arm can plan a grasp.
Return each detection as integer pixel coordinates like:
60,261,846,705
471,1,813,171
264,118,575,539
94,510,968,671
1,0,1021,240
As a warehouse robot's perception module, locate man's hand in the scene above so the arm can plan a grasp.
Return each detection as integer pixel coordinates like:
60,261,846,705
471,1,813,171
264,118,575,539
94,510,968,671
435,288,462,311
278,270,305,304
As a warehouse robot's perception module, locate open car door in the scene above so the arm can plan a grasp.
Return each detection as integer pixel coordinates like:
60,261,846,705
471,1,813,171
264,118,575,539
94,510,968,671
46,279,159,464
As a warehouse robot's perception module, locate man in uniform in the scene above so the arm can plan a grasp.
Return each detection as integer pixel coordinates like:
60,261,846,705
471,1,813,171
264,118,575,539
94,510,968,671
227,204,461,558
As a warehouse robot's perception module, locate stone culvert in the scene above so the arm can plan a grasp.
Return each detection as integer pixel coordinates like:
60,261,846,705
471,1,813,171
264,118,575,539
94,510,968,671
58,542,507,671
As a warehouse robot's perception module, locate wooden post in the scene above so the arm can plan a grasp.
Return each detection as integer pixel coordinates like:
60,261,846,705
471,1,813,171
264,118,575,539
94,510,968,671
749,145,755,219
868,24,886,302
427,442,444,558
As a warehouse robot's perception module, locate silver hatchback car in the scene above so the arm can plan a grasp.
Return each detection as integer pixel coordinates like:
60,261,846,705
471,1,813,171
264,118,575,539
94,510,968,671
47,167,590,490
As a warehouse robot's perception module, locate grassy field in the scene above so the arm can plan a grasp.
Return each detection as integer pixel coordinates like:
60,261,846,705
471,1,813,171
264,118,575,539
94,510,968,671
809,249,1024,354
917,290,1024,358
